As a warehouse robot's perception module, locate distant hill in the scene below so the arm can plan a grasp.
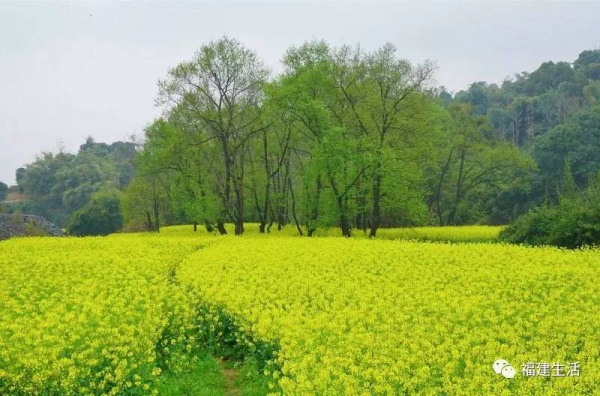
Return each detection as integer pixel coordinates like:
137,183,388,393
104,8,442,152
8,137,136,227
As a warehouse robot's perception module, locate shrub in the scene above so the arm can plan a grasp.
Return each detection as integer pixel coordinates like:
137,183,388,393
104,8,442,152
499,205,558,246
500,182,600,248
66,189,123,236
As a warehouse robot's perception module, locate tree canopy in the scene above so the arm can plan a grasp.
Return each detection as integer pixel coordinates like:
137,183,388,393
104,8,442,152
8,41,600,238
123,37,535,236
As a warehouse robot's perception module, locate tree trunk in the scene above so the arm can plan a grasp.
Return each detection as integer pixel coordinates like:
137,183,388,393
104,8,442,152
146,211,153,232
267,205,275,233
234,178,244,236
235,217,243,235
218,134,233,234
205,221,214,233
216,221,227,235
307,176,322,237
329,171,352,237
369,174,382,238
193,222,198,232
447,146,466,226
259,185,269,232
288,177,303,236
434,148,455,226
259,134,272,233
356,187,368,233
277,158,291,231
153,196,160,232
339,205,352,237
253,187,267,234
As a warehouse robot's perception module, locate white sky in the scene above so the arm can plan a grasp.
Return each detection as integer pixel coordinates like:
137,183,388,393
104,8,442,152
1,1,599,185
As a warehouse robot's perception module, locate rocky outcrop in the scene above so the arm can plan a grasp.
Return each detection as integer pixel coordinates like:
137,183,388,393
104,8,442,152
0,214,64,241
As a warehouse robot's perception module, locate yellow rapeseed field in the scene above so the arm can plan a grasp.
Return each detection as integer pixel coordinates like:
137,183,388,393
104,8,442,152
0,234,201,395
1,226,598,395
161,224,503,243
178,236,600,395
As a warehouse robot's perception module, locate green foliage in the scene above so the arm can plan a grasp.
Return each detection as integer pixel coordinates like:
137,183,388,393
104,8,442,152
15,43,600,236
499,203,600,249
446,48,600,221
429,104,535,226
66,189,124,236
532,105,600,193
155,36,270,235
454,50,600,151
499,205,559,246
157,352,225,396
272,41,441,236
500,175,600,248
16,138,136,227
138,38,592,236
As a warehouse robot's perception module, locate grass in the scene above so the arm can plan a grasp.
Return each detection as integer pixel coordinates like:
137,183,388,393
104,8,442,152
157,353,225,396
156,350,269,396
221,358,271,396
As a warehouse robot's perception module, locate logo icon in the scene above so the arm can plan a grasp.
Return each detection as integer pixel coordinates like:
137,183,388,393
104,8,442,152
493,359,516,379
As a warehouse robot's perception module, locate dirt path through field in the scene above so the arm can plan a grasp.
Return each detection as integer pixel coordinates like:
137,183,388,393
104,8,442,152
222,363,242,395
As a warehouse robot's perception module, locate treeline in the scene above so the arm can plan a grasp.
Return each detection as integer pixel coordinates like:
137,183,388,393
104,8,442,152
451,49,600,201
3,138,135,233
7,39,600,239
449,48,600,247
122,37,532,236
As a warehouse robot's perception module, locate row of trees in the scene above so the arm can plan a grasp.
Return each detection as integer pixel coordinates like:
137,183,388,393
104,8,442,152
10,41,596,237
123,37,531,236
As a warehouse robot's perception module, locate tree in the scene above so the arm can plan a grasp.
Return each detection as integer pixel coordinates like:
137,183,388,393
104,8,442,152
16,151,76,225
574,49,600,80
245,99,293,233
66,189,124,236
15,168,25,193
454,82,490,115
532,105,600,195
429,104,534,225
269,41,442,237
330,43,437,236
574,49,600,67
500,173,600,248
272,40,336,236
121,174,175,232
583,80,600,106
157,36,270,235
129,41,600,233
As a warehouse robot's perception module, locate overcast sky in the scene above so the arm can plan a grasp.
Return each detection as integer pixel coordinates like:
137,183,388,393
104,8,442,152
1,1,599,185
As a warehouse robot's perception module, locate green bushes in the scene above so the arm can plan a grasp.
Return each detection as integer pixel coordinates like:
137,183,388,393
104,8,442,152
500,203,600,248
500,176,600,248
66,189,123,236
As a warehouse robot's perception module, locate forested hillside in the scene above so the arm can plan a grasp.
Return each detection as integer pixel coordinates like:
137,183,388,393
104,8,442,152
452,49,600,200
2,138,135,230
4,41,600,238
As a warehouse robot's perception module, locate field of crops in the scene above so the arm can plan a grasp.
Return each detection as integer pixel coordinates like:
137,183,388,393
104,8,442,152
1,226,599,395
0,234,202,395
160,224,504,243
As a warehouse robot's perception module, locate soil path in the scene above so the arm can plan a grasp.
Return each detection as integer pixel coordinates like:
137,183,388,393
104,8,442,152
221,361,242,396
